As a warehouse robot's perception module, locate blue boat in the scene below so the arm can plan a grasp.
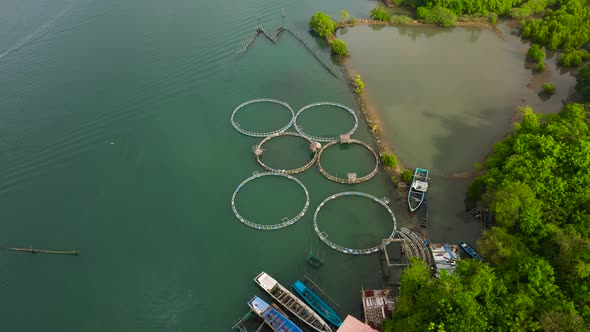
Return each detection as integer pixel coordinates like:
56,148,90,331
248,296,303,332
292,281,343,327
408,168,429,212
458,241,484,261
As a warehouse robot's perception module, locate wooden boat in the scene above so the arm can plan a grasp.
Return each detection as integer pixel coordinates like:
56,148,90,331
408,168,429,212
254,272,332,332
248,296,302,332
292,281,342,327
419,196,429,227
458,241,484,261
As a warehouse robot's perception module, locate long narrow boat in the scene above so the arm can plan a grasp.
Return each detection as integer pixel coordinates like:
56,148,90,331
458,241,484,261
418,196,429,227
292,281,343,327
248,296,303,332
408,168,429,212
254,272,332,332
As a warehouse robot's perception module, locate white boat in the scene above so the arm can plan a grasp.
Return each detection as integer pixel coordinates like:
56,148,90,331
408,168,429,212
254,272,333,332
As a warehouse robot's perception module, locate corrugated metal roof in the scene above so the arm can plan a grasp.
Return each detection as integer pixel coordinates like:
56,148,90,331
336,315,378,332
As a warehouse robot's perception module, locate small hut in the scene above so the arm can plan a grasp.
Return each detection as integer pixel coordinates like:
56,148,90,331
339,134,351,143
310,141,322,153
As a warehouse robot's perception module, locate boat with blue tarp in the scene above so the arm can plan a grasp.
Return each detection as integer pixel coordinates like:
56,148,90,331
458,241,484,261
248,296,302,332
292,281,342,327
408,168,429,212
254,272,332,332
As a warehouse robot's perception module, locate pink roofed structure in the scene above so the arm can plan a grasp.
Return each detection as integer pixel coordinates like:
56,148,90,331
336,315,378,332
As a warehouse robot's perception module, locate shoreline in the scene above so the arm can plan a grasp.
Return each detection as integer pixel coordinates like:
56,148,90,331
340,60,405,179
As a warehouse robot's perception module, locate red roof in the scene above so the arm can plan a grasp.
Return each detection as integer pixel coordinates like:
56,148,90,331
336,315,378,332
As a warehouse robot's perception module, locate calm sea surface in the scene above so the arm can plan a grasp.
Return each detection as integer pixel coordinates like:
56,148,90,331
0,1,575,331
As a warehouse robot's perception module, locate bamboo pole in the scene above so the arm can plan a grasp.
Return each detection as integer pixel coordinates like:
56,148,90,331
1,247,79,256
303,275,343,310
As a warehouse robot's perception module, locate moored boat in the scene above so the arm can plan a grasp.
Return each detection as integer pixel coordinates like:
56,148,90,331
292,281,342,327
458,241,484,261
248,296,302,332
254,272,332,332
408,168,429,212
418,196,429,227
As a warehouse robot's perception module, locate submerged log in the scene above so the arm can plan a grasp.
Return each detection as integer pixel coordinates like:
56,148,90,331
1,247,79,256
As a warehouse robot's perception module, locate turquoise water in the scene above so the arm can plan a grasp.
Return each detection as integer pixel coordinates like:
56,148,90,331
0,1,576,330
0,1,394,331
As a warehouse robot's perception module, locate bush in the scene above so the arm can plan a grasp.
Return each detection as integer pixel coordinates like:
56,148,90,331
309,12,337,38
340,10,350,23
350,17,357,24
370,6,390,21
576,64,590,101
521,0,590,50
559,50,590,67
401,169,413,183
381,154,398,168
390,15,413,24
533,62,545,72
330,39,348,56
354,74,364,94
391,176,400,186
509,0,551,19
541,82,556,95
489,12,498,24
527,44,545,63
417,6,457,27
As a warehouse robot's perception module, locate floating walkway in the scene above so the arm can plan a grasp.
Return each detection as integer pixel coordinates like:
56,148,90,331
254,132,319,174
316,138,378,184
294,102,359,142
397,228,432,267
313,192,396,255
236,26,340,78
231,171,310,230
231,99,295,137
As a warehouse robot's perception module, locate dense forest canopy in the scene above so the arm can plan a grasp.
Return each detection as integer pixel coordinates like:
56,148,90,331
392,0,590,52
387,104,590,331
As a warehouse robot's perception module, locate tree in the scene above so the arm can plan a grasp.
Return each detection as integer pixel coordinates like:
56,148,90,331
381,153,397,168
576,64,590,101
542,82,556,95
527,44,545,62
401,169,413,182
417,6,457,27
309,12,337,38
370,6,391,21
340,10,350,23
329,39,348,56
559,50,590,67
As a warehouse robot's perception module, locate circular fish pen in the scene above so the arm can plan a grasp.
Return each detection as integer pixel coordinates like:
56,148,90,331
254,132,320,174
294,102,358,142
313,192,397,255
231,99,295,137
231,171,310,230
316,138,379,184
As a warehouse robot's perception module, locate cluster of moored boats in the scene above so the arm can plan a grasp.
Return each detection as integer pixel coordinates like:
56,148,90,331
246,272,341,332
408,168,483,262
242,170,484,331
